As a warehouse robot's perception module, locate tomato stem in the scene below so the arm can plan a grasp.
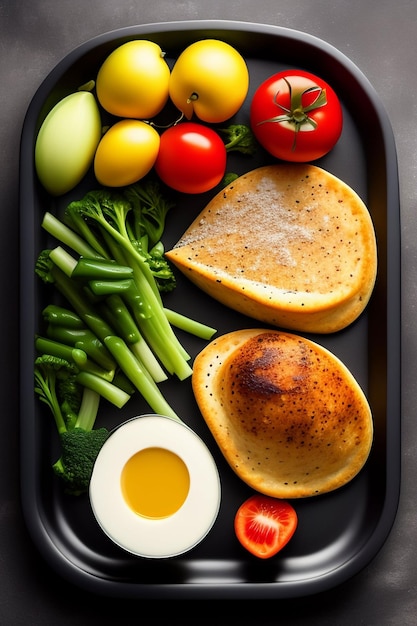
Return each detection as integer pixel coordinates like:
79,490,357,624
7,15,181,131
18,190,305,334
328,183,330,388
257,77,327,150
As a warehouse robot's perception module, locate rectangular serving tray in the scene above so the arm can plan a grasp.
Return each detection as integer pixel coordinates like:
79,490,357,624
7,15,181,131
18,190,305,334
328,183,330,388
19,20,401,599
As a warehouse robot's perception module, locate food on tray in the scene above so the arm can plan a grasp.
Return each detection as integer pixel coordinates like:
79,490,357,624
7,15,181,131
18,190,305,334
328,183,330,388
155,122,257,194
34,181,220,493
96,40,171,119
250,70,343,162
168,39,249,123
155,122,227,194
34,91,102,196
192,329,374,498
94,119,160,187
89,414,221,558
166,164,377,333
234,494,298,559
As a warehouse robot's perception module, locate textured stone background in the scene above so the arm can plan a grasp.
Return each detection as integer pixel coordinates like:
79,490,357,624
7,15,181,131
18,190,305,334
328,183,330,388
1,1,415,623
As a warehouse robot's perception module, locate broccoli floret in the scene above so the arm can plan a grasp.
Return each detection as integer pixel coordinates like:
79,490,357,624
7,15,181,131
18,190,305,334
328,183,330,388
35,249,55,284
53,427,109,496
141,240,176,294
58,375,82,430
124,178,175,249
34,354,79,434
220,124,258,155
34,353,109,495
222,172,239,187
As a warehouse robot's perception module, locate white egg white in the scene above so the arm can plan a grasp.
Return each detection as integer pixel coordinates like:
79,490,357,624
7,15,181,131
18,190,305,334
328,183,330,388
89,414,221,558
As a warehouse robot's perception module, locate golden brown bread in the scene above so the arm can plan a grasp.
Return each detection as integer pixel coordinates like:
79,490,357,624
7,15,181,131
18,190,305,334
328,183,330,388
192,329,373,498
166,164,377,333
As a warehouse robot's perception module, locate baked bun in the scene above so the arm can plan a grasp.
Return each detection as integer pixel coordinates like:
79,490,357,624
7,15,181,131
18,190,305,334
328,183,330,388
166,164,377,333
192,329,373,498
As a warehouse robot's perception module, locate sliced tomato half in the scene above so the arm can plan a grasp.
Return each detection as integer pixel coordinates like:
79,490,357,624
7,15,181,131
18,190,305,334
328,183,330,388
234,494,298,559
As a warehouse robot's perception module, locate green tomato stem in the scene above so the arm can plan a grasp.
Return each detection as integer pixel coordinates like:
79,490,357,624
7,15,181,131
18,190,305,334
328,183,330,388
257,77,328,150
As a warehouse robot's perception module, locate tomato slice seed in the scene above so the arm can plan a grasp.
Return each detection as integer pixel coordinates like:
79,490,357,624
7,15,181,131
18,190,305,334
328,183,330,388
234,494,298,559
246,514,279,545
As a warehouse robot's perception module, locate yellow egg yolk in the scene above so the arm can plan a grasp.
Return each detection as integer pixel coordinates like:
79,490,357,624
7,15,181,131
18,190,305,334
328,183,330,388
121,447,190,519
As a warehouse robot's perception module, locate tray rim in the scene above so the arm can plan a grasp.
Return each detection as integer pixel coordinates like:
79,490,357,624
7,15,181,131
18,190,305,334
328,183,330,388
19,19,401,599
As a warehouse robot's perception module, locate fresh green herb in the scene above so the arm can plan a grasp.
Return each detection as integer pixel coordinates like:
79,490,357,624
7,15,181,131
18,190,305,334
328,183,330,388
222,172,239,187
220,124,258,155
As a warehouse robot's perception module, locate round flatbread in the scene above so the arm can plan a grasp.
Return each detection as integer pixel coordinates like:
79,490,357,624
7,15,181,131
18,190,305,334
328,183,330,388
192,329,373,498
166,164,377,333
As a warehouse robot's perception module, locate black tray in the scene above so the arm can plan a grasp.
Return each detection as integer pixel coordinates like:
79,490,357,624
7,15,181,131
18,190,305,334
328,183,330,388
19,20,401,599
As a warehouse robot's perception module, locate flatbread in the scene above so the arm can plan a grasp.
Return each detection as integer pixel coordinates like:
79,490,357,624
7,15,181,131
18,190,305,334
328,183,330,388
166,164,377,333
192,329,373,498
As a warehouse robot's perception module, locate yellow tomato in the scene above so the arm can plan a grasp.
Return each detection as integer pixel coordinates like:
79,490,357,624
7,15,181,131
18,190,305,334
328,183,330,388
96,40,170,119
169,39,249,123
94,119,160,187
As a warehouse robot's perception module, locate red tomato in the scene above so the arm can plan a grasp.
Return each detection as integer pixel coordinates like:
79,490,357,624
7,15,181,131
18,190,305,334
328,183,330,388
250,70,343,162
154,122,227,194
234,495,298,559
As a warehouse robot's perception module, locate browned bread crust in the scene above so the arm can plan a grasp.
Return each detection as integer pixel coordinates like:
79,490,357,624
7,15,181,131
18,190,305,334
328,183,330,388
166,164,377,333
192,329,373,498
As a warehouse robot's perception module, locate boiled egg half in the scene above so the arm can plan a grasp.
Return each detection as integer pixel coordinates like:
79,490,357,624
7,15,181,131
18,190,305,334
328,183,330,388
89,414,221,558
